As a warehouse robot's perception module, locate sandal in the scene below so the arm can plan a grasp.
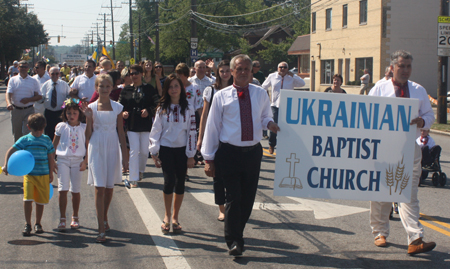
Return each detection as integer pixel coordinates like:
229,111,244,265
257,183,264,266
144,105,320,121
57,218,66,231
96,233,106,243
161,222,170,235
104,221,110,232
70,216,80,229
172,222,182,234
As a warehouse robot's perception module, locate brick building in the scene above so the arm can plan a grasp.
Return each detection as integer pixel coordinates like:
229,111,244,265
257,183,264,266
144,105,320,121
310,0,443,95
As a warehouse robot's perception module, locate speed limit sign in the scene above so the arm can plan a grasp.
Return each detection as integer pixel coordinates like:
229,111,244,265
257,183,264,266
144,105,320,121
438,16,450,56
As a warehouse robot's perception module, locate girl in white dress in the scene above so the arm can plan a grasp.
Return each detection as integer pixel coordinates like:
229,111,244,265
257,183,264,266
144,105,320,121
149,74,197,234
82,74,129,243
53,98,87,231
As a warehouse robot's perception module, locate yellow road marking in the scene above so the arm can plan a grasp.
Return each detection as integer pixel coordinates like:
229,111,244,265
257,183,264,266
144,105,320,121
262,148,276,158
420,219,450,237
420,213,450,230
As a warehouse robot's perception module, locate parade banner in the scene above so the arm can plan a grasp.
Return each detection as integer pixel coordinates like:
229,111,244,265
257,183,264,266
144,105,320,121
60,54,88,66
274,91,419,203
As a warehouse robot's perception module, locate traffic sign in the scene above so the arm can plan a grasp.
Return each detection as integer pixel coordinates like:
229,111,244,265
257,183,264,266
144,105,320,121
191,58,197,63
191,42,198,49
190,49,198,57
190,37,198,43
438,16,450,56
130,58,135,65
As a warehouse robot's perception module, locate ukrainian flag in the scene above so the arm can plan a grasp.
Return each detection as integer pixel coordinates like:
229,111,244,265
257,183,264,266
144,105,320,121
91,48,98,62
101,46,115,69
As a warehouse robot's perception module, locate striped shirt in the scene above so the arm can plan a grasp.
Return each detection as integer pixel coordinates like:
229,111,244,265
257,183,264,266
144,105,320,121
13,133,55,176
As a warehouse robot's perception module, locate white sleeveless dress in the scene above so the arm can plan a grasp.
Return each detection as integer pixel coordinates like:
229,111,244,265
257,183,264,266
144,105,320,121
87,100,123,187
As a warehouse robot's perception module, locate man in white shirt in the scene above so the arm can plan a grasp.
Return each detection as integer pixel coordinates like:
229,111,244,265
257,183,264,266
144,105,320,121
201,54,279,256
188,60,215,95
369,50,436,255
261,61,305,154
360,69,371,95
41,67,71,141
33,60,51,115
6,61,42,141
71,60,97,101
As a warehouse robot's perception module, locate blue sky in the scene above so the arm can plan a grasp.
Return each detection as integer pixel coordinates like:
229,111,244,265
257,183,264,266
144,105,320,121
30,0,131,46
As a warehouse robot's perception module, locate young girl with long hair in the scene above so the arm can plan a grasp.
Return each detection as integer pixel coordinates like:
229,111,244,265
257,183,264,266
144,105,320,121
149,74,197,234
197,59,233,221
82,74,129,243
53,98,87,231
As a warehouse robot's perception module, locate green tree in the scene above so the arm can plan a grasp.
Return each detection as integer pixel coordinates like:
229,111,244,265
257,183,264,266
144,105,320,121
0,0,48,78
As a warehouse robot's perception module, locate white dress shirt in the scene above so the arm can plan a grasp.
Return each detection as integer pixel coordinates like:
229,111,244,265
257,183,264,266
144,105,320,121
41,79,71,111
71,73,97,100
33,73,51,114
261,72,305,108
6,75,41,107
185,83,203,110
188,74,215,95
369,80,434,138
201,84,273,161
149,104,197,158
416,135,436,149
374,77,389,87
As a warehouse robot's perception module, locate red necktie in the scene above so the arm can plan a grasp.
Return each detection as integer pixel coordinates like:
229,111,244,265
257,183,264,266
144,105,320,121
280,76,284,89
234,84,253,141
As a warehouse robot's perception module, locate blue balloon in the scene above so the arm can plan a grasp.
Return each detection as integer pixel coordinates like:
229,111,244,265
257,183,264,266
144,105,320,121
7,150,35,176
49,184,54,200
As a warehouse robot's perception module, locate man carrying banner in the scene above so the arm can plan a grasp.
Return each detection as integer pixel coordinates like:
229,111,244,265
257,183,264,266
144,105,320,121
201,54,279,256
368,50,435,255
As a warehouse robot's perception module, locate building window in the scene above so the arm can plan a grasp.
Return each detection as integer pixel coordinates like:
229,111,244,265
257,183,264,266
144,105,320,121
299,54,310,74
321,59,334,84
312,12,316,33
360,0,367,24
326,8,332,30
343,4,348,28
355,57,373,83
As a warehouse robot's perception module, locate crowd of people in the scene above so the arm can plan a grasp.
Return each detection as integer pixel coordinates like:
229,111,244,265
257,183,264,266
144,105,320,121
1,50,438,256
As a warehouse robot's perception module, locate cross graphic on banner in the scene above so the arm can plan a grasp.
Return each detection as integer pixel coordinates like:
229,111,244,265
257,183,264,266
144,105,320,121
279,153,302,190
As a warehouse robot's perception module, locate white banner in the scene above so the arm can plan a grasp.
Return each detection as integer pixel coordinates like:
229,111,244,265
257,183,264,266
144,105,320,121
60,54,88,66
274,91,419,203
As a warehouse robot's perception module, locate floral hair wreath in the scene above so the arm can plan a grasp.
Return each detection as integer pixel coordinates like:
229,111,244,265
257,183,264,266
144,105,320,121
61,98,82,109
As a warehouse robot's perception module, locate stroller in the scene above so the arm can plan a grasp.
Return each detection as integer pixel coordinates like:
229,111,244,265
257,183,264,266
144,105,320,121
420,145,446,187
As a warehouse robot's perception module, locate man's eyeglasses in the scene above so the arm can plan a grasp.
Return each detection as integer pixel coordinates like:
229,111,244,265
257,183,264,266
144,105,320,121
34,66,40,69
50,73,60,75
130,72,140,76
278,66,287,69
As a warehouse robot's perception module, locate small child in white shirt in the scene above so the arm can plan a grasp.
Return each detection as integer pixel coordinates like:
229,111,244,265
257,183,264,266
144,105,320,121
416,128,441,170
53,98,87,231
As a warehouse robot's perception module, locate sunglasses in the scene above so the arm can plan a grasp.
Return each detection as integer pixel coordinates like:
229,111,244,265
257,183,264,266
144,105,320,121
155,66,163,68
19,66,28,68
254,65,260,68
278,66,287,69
130,72,140,76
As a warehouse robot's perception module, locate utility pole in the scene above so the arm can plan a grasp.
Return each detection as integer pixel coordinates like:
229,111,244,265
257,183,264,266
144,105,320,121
102,0,122,60
438,0,450,124
138,12,141,61
155,1,160,61
129,0,134,59
91,30,94,54
190,0,197,65
97,15,107,49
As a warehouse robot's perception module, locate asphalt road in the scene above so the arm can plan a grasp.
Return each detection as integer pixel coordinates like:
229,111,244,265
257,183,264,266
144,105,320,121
0,85,449,268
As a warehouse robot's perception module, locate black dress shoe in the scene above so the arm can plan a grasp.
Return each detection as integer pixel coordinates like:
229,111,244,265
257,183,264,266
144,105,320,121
228,243,243,256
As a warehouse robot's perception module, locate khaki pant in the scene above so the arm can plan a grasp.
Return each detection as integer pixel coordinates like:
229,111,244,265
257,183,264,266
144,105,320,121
11,106,34,142
360,84,370,95
370,144,423,245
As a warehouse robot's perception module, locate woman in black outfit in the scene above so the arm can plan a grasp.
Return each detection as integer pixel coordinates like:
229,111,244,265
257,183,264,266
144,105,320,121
324,74,347,94
119,64,160,187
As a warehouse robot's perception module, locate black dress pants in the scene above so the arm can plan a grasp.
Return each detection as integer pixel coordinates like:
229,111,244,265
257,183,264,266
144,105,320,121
215,142,262,249
44,109,63,142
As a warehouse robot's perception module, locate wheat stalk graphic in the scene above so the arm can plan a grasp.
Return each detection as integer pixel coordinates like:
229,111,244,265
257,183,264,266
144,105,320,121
394,156,405,193
386,165,394,195
399,173,410,195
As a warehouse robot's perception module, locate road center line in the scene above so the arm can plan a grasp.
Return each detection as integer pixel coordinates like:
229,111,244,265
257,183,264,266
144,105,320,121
126,186,191,269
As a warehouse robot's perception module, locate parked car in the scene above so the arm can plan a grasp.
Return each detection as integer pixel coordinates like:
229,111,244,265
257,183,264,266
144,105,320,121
290,67,298,74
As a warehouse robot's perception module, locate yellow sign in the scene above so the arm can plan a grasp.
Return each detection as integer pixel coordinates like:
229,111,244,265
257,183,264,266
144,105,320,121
438,16,450,23
130,58,135,65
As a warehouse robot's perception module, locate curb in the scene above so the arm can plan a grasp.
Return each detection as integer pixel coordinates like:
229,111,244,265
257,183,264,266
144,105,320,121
430,128,450,137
